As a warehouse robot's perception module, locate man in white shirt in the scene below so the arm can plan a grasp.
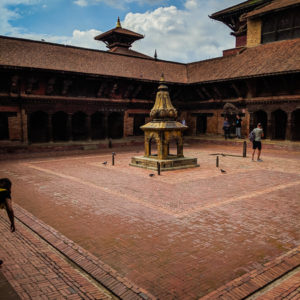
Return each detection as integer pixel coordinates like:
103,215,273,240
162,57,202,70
251,123,264,162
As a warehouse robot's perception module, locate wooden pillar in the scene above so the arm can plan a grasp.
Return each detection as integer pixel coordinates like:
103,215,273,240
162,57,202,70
267,112,272,139
48,114,53,142
27,112,31,144
67,114,72,141
285,112,292,140
104,113,109,139
86,114,92,141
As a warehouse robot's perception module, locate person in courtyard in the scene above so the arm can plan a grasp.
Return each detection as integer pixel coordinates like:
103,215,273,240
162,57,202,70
223,117,230,139
181,118,186,126
0,178,15,266
251,123,264,162
235,115,242,138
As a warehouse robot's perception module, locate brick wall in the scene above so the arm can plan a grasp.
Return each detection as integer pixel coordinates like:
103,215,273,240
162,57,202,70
247,18,262,47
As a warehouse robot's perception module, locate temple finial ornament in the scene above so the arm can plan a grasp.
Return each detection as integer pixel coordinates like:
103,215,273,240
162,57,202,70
116,17,121,28
160,73,165,82
154,49,157,60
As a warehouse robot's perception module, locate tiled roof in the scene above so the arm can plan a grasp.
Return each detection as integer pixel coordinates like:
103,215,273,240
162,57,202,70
0,36,187,83
1,35,299,84
210,0,269,19
108,46,153,59
245,0,300,18
187,38,300,83
94,27,144,41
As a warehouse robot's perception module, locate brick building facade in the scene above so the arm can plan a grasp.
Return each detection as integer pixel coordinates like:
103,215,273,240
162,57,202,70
0,0,299,146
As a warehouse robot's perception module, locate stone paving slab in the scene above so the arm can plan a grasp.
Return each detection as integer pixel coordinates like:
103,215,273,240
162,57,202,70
0,143,299,299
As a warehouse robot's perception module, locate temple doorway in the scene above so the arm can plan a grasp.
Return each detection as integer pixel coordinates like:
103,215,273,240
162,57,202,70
72,111,87,141
196,115,207,134
0,113,9,140
29,111,49,143
91,112,106,140
133,115,145,136
253,110,267,138
272,109,287,140
52,111,68,141
292,109,300,140
108,112,123,139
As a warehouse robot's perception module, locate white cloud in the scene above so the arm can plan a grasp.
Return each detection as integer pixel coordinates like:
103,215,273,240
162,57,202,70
123,0,242,62
0,0,40,35
74,0,88,7
73,0,165,9
1,0,243,62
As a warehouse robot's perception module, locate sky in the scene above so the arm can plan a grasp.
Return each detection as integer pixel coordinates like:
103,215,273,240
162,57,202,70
0,0,242,63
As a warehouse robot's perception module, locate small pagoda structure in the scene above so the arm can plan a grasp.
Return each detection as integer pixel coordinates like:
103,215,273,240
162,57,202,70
94,17,151,58
130,75,199,171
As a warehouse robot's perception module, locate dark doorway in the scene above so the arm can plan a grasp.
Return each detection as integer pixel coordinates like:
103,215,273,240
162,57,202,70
108,112,123,139
29,111,49,143
272,109,287,140
196,115,207,134
133,115,145,136
72,112,87,141
253,110,267,138
91,112,106,140
52,111,68,141
0,113,9,140
292,109,300,140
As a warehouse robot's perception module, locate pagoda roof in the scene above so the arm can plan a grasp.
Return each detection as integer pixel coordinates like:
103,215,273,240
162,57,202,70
94,27,144,41
210,0,270,20
244,0,300,19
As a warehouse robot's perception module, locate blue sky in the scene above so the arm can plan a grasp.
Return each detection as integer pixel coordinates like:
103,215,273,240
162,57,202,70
1,0,242,62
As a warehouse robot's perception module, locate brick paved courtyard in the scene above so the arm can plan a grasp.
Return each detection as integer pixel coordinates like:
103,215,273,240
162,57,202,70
0,143,299,299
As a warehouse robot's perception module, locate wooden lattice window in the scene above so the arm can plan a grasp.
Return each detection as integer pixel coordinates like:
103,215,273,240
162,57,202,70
262,7,300,43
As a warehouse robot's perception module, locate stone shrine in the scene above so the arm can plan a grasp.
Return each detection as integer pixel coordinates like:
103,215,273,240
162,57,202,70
130,75,199,171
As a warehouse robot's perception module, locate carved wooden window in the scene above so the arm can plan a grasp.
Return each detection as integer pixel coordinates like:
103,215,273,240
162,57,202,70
262,7,300,43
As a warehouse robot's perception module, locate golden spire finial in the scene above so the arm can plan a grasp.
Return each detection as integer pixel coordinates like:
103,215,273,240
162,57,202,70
116,17,121,28
160,73,165,82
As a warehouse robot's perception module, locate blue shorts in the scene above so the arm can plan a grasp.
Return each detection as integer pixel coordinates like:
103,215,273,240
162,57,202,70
253,141,262,150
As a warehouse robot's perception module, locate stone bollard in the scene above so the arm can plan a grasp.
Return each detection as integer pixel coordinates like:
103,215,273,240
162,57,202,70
243,141,247,157
157,162,161,175
216,156,219,168
112,152,116,166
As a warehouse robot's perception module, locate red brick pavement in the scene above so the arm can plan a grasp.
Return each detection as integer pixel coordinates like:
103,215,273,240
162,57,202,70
0,143,299,299
0,213,112,299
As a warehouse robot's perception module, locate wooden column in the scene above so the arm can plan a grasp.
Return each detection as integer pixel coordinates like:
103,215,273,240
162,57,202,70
285,112,292,140
48,114,53,142
67,114,72,141
86,114,92,141
267,112,272,139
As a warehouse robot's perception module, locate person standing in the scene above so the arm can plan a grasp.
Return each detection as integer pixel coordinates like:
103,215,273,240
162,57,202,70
223,117,230,139
235,115,242,138
0,178,15,266
251,123,264,162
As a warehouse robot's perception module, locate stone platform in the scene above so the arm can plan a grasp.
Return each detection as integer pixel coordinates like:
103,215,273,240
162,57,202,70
130,155,199,171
